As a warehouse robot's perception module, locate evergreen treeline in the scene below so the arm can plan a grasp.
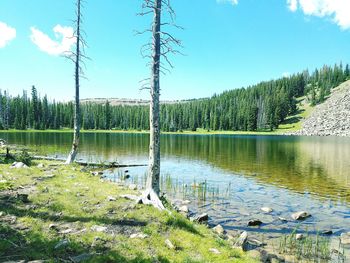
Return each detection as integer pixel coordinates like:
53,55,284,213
1,63,349,132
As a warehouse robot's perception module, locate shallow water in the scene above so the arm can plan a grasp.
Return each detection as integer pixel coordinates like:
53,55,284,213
3,132,350,253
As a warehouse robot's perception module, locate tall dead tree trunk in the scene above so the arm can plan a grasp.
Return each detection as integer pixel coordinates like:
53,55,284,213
66,0,82,164
147,0,162,195
138,0,182,209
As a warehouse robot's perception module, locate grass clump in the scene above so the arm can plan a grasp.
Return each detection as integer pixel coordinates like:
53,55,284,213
278,229,345,262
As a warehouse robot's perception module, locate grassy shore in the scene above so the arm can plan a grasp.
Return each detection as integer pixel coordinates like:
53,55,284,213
0,158,257,262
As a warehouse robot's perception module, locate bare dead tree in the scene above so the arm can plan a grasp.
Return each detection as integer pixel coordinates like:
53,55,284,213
137,0,183,209
65,0,88,164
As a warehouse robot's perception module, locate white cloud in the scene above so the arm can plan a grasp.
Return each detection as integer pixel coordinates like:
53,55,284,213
287,0,298,11
217,0,238,6
287,0,350,30
0,22,16,48
30,24,76,56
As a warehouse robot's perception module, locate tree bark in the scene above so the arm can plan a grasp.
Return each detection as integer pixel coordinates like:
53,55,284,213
146,0,162,195
66,0,81,164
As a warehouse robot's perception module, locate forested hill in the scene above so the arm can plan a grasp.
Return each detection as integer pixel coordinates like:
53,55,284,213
0,62,349,132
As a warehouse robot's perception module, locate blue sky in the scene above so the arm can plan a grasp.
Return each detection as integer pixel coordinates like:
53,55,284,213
0,0,349,101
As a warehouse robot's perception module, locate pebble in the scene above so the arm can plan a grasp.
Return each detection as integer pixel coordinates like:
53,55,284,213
91,225,108,233
165,239,175,249
130,233,148,239
209,248,221,254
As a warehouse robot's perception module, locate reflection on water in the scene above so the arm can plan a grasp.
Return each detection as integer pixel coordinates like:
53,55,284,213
4,132,350,203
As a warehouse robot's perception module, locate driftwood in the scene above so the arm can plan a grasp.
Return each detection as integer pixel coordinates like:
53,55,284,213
32,155,147,168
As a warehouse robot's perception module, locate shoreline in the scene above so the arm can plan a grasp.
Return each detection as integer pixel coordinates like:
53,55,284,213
0,128,292,136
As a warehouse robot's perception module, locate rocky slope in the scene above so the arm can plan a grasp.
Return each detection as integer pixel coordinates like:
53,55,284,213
291,80,350,137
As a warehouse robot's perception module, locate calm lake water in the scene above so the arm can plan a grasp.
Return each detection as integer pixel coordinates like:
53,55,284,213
3,132,350,246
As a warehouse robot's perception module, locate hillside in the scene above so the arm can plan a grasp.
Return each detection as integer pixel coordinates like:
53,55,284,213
291,80,350,137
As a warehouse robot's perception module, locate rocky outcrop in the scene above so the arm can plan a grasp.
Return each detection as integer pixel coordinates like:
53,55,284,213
290,80,350,137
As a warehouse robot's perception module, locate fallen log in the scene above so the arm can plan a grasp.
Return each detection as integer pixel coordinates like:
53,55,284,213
32,155,147,168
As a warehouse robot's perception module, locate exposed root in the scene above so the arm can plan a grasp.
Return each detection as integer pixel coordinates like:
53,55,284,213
139,189,165,210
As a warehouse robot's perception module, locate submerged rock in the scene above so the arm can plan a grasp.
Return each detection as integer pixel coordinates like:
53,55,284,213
181,200,191,205
321,230,333,235
291,211,311,220
247,219,263,227
278,217,288,223
261,207,273,213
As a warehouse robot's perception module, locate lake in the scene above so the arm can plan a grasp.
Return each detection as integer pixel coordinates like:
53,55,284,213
3,132,350,250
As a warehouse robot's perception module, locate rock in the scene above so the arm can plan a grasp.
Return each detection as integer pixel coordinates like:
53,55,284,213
10,162,28,169
340,232,350,245
71,253,92,263
278,217,288,222
165,239,175,249
247,219,263,226
321,230,333,235
54,239,69,249
291,211,311,220
107,196,116,201
59,229,73,234
288,80,350,137
178,205,189,213
17,193,29,203
130,233,148,239
123,174,131,180
91,225,107,233
181,200,191,205
234,231,248,250
295,234,304,240
91,171,103,176
128,184,138,190
194,213,209,223
213,224,225,235
120,194,140,201
247,238,265,247
49,224,59,231
261,207,273,213
0,211,5,217
37,163,45,168
209,248,221,254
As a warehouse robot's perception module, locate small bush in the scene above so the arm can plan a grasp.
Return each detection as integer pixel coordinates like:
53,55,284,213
17,150,32,166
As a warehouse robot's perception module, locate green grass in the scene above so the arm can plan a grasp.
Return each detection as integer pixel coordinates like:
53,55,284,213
274,96,314,133
0,158,257,262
